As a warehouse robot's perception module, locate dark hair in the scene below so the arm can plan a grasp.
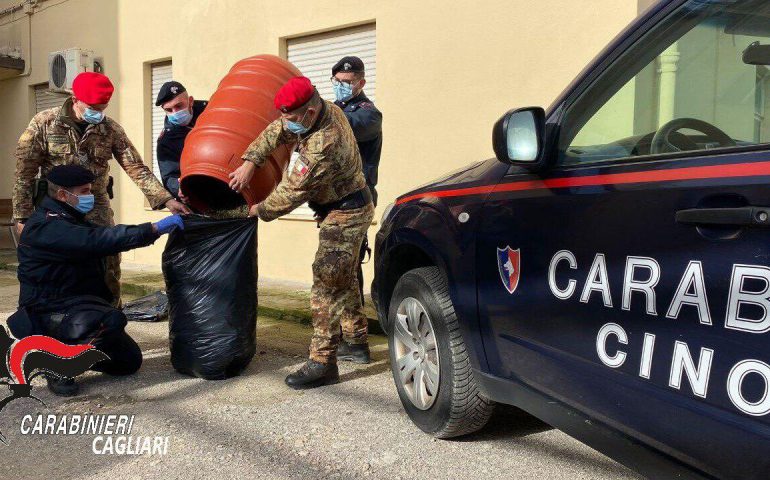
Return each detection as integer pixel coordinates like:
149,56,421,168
292,89,322,115
47,181,64,198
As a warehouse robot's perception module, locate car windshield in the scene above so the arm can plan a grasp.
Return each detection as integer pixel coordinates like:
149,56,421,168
560,0,770,165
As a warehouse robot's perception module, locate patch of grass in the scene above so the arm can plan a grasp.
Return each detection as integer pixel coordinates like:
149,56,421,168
121,282,158,298
120,281,386,333
124,273,166,285
258,305,313,325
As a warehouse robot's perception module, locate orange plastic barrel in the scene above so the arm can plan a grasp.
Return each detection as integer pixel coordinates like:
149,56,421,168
180,54,301,212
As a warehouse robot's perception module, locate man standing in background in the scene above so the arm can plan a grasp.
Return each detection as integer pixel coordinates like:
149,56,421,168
331,56,383,365
155,80,208,199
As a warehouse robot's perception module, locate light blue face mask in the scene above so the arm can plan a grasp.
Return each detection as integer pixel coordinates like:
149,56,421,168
83,108,104,124
333,82,354,102
168,108,193,126
284,111,310,135
64,190,95,214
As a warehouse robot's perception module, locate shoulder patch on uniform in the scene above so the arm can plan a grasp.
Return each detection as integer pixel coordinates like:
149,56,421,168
294,157,309,177
358,102,374,109
45,212,60,219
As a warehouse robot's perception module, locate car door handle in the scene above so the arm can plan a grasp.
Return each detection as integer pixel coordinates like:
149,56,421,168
676,206,770,226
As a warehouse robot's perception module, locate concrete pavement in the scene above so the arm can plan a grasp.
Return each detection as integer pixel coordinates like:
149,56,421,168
0,267,639,479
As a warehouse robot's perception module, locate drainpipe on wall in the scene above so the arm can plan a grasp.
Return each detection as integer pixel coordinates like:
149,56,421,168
19,0,36,77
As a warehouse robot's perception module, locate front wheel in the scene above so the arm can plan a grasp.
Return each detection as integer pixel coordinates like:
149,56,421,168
388,266,494,438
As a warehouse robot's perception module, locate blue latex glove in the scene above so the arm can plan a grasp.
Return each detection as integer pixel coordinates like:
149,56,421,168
154,214,184,235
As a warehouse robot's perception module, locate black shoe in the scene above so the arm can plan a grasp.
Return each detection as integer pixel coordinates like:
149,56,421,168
337,341,371,364
46,376,79,397
285,360,339,390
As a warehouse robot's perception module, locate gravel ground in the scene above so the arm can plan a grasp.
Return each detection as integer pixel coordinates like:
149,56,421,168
0,270,639,479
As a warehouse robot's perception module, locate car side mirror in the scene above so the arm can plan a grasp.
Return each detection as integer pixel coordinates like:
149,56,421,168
743,42,770,66
492,107,546,168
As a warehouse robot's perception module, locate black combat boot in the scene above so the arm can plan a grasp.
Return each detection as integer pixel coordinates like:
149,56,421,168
337,341,371,364
285,360,339,390
45,376,79,397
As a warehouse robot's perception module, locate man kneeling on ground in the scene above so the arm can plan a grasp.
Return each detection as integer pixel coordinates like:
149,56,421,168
8,165,184,396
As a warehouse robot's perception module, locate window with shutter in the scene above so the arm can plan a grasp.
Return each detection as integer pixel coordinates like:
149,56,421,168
150,62,173,178
34,84,68,113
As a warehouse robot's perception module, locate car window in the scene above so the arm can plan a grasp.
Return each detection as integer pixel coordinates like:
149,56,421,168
559,0,770,166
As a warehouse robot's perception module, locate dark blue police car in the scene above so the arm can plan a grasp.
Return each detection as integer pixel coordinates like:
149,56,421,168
372,1,770,478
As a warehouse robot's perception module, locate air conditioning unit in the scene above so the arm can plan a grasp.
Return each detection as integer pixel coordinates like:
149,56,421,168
48,48,94,92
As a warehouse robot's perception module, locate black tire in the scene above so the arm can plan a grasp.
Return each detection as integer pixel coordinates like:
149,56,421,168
388,266,494,438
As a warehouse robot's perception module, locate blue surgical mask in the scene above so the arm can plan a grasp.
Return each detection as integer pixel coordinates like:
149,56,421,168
83,108,104,124
284,111,310,135
168,109,193,126
333,82,354,102
64,190,95,214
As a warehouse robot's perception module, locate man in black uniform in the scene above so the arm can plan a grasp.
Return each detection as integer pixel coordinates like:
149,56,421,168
331,56,382,364
8,165,184,396
155,81,208,198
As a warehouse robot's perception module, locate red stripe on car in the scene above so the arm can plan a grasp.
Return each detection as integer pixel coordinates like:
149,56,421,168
395,161,770,205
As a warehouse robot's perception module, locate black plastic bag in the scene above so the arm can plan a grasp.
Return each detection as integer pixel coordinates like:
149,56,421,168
162,215,258,380
123,291,169,322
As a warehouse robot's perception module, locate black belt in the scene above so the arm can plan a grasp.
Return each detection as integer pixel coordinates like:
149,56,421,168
309,188,372,219
327,187,373,211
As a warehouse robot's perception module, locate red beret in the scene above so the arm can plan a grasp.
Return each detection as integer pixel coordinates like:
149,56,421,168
72,72,114,105
274,76,315,113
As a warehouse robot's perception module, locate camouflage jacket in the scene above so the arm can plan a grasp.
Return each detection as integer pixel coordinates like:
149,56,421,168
13,97,173,220
242,100,367,222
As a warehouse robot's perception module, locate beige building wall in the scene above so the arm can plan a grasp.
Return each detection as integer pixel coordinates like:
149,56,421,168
0,0,640,287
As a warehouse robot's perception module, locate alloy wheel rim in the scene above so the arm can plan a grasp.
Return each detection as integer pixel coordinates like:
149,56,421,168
394,297,440,410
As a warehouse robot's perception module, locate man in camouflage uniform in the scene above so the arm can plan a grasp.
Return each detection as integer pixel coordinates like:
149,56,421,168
229,76,374,390
13,72,189,306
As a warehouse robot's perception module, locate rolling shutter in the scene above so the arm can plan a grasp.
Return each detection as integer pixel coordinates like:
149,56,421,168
34,84,68,112
151,62,173,178
287,24,376,102
285,25,376,217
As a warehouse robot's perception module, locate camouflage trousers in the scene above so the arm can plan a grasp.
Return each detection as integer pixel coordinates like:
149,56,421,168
86,203,122,308
309,203,374,364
